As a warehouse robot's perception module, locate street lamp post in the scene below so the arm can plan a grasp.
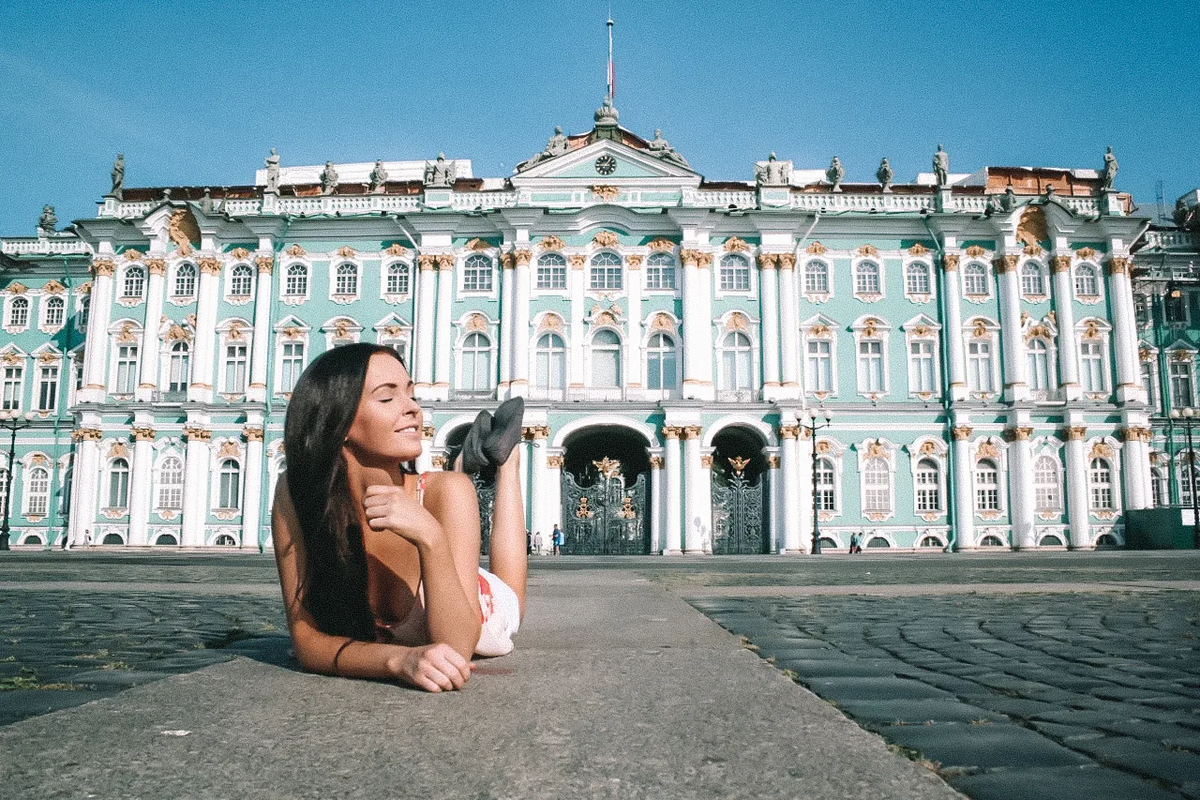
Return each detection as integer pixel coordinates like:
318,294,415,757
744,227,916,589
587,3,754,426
802,411,832,555
1170,407,1200,549
0,410,35,551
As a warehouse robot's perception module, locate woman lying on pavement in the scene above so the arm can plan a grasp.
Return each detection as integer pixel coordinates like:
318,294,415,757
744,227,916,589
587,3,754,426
272,343,527,692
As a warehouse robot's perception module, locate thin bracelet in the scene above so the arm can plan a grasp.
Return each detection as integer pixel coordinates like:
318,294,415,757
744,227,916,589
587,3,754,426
332,638,354,675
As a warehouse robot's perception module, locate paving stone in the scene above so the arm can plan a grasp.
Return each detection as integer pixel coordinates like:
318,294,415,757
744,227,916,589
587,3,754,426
948,763,1182,800
1024,720,1106,741
1070,735,1200,786
804,676,951,701
835,697,999,725
952,694,1061,721
773,659,899,679
880,721,1090,770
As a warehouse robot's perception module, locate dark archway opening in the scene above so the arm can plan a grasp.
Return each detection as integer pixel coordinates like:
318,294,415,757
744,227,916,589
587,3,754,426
710,426,769,554
561,426,650,554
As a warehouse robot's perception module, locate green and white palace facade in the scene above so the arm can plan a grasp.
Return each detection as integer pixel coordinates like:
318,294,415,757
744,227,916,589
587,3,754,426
0,103,1172,554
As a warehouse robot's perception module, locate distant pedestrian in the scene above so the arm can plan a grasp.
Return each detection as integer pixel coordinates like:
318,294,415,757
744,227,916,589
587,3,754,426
60,531,69,550
552,524,563,556
849,533,860,554
533,531,543,555
527,529,533,556
85,530,93,547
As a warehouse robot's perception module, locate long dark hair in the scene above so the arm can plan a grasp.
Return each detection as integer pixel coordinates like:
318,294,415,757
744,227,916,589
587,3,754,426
283,343,409,640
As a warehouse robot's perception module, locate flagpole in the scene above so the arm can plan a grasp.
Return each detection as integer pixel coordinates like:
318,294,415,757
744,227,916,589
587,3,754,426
607,16,614,101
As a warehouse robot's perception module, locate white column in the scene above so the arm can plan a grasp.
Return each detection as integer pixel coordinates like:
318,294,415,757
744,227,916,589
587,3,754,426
767,454,780,553
697,451,714,554
181,426,211,548
1051,256,1081,401
795,429,812,553
247,255,274,403
417,422,434,474
759,254,781,398
663,428,683,554
778,254,800,397
188,258,220,403
69,428,102,546
543,453,564,544
681,251,714,401
511,250,532,397
498,254,515,397
135,261,166,402
569,255,585,393
528,428,552,539
1064,426,1089,548
128,427,154,546
1121,425,1150,511
780,426,802,552
682,426,706,552
996,256,1028,403
941,256,967,402
625,255,643,398
414,255,437,396
81,260,115,402
241,424,265,550
433,255,454,400
649,454,663,554
1108,257,1141,404
951,426,974,549
1007,427,1035,548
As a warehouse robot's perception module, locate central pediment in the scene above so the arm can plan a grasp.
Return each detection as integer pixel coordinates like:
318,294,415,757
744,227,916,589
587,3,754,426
511,137,701,191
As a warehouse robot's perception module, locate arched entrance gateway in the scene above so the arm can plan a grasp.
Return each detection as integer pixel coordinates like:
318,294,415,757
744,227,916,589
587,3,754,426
709,426,769,554
560,427,651,555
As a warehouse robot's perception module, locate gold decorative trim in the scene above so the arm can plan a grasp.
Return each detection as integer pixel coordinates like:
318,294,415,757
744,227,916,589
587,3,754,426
546,455,564,468
1065,426,1088,441
286,244,307,258
198,257,222,276
806,241,827,255
624,254,643,269
229,247,251,260
857,244,879,257
183,426,211,442
723,236,750,252
1106,257,1129,276
538,235,565,252
435,254,454,271
757,253,778,269
942,255,959,271
92,259,115,277
243,426,265,442
993,255,1019,274
952,426,973,441
592,230,619,247
591,186,620,203
650,456,665,469
569,254,586,270
647,238,675,253
908,243,930,256
777,253,796,270
465,238,492,252
385,243,409,257
513,249,532,266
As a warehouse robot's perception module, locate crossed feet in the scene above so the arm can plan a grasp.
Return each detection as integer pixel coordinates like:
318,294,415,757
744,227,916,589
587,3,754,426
454,397,524,474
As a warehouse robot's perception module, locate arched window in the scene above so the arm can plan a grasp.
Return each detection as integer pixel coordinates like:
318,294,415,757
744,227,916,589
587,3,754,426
1027,339,1052,392
719,254,750,292
1089,458,1114,510
230,264,253,297
167,341,190,393
590,330,622,388
975,458,1000,511
157,456,184,509
1034,455,1061,512
906,262,931,295
646,252,677,290
964,263,989,296
815,457,836,511
862,457,890,513
646,332,678,394
719,331,753,392
1075,265,1099,297
857,339,884,393
854,261,880,295
534,332,566,397
1152,467,1169,507
44,296,65,328
915,458,941,512
174,263,196,297
123,266,145,299
459,332,493,393
1181,460,1199,508
589,252,622,291
335,263,358,296
8,297,29,327
536,253,567,290
26,466,49,516
1021,262,1045,296
285,263,308,296
108,458,130,509
805,260,830,294
967,338,994,393
806,339,833,392
218,459,241,510
1080,341,1105,392
385,262,410,295
463,254,493,292
114,343,138,394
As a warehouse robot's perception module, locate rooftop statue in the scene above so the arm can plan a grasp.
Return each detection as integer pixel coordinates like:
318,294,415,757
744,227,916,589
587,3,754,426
647,128,690,168
424,152,456,188
370,160,389,193
320,161,339,194
516,126,571,172
826,156,845,192
110,154,125,200
986,193,1004,215
199,187,213,214
755,152,790,187
264,148,281,193
933,144,950,187
1002,184,1016,211
37,205,57,236
1101,146,1119,190
1175,196,1199,231
876,158,894,193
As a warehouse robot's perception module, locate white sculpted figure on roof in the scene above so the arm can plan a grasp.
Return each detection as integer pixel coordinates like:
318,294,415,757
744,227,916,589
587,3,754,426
109,154,124,200
1101,146,1119,190
826,157,845,192
320,161,339,194
370,160,389,193
264,149,281,193
37,205,57,236
755,152,789,187
647,129,690,169
424,152,456,187
516,126,570,172
876,158,894,193
933,144,950,187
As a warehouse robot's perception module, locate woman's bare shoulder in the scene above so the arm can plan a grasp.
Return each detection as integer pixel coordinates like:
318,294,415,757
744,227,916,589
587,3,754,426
421,470,475,501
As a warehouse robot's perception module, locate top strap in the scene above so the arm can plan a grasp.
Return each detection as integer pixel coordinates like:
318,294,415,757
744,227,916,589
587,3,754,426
416,472,429,507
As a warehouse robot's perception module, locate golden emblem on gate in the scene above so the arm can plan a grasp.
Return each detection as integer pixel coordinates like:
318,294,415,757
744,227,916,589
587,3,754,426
727,456,751,477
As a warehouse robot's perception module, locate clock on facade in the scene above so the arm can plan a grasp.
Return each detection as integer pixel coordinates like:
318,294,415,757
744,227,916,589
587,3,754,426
594,155,617,175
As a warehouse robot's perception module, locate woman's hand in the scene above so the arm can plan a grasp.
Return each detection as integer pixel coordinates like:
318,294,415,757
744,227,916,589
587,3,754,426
362,484,442,546
388,643,474,692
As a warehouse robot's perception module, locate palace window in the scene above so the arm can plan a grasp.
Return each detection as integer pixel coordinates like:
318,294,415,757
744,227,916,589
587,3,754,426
1089,458,1114,510
1142,360,1159,411
1074,265,1099,298
915,458,941,512
536,253,567,290
167,341,190,393
1170,360,1194,407
8,297,29,328
26,467,49,516
285,264,308,297
857,340,884,393
963,263,989,297
1152,467,1168,507
854,261,881,295
76,296,89,331
157,456,184,510
909,340,935,394
590,330,622,388
1181,460,1199,508
463,254,494,292
224,343,247,394
218,459,241,510
1034,455,1061,512
280,341,305,393
589,252,623,291
1167,291,1188,324
108,458,130,509
123,266,145,299
815,456,836,511
534,332,566,397
36,363,59,411
975,459,1000,511
646,332,679,394
804,261,829,295
44,296,65,329
1021,262,1045,296
1080,341,1106,393
459,332,493,393
719,254,751,292
719,331,753,392
335,263,358,296
386,262,410,295
646,252,677,290
0,468,7,515
1027,339,1053,392
806,339,833,393
230,264,253,298
115,344,138,394
174,264,196,298
906,262,931,296
2,365,22,410
967,339,995,393
862,457,891,514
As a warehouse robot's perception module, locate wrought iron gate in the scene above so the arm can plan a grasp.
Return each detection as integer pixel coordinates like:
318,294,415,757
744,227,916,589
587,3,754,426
711,457,766,554
561,458,649,555
471,471,496,555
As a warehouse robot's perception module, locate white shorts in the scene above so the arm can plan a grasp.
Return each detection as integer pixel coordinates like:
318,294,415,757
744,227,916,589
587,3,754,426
476,567,520,657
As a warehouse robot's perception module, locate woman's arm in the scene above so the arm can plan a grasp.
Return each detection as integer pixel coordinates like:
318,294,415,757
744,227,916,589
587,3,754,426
272,477,472,691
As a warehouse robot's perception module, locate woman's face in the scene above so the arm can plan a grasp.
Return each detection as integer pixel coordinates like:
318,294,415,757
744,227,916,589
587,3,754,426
342,353,424,467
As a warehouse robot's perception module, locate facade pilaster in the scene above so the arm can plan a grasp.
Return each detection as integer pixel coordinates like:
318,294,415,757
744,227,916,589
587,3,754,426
510,249,533,397
777,254,800,397
758,254,781,399
697,449,714,554
433,254,454,401
569,255,586,392
188,257,221,403
1107,256,1141,404
779,424,803,552
766,454,780,552
498,253,515,396
81,258,115,402
69,426,103,545
1063,425,1089,548
1120,424,1152,511
135,258,166,402
624,254,643,397
662,427,683,554
941,255,968,401
1051,255,1081,400
543,453,564,545
181,425,211,547
649,453,663,553
951,424,974,549
1007,425,1035,548
247,255,274,402
128,425,155,546
682,425,706,552
414,255,437,397
680,250,714,401
417,423,435,474
241,423,265,550
995,255,1028,402
524,426,552,537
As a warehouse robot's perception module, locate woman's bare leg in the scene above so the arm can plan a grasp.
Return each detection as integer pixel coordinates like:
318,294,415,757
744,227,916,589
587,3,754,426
486,444,527,618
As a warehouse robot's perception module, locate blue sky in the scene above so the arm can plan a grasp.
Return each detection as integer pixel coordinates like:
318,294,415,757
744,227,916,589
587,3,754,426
0,0,1197,235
